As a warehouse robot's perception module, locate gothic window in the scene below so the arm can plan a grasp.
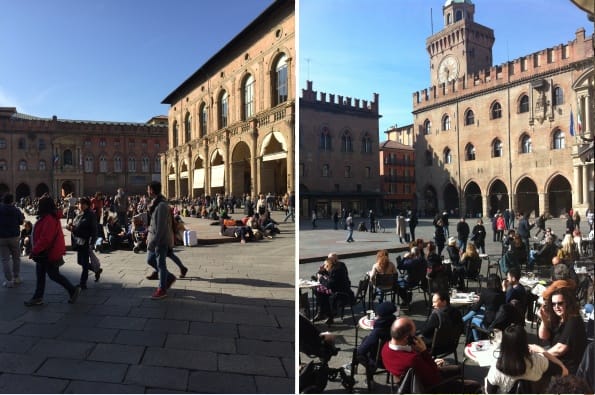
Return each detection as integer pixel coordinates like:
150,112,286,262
442,115,451,131
491,102,502,119
84,156,93,173
184,112,192,143
424,119,432,135
154,157,161,173
114,155,122,173
320,127,331,151
553,87,564,106
0,160,6,171
274,54,288,106
341,131,353,152
365,166,371,178
465,143,476,161
344,165,352,178
99,155,107,173
141,156,150,172
38,138,47,150
553,130,565,150
128,139,135,150
200,103,208,138
38,160,46,171
141,140,148,150
128,157,136,172
219,90,228,129
18,138,26,150
519,95,529,113
243,74,254,120
172,121,179,147
465,110,474,126
0,138,6,149
361,132,372,153
492,139,503,157
99,138,107,147
521,134,532,154
18,159,27,171
443,148,452,164
322,164,330,177
84,139,91,148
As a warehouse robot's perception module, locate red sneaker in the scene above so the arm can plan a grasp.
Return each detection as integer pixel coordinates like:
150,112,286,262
151,288,167,300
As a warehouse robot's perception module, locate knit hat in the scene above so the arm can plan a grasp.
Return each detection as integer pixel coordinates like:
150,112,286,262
375,301,397,317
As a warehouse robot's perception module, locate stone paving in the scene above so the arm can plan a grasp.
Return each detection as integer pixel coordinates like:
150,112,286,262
0,211,295,394
298,216,577,393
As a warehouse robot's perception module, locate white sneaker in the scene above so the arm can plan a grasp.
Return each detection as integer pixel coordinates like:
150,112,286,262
3,281,14,288
13,277,22,285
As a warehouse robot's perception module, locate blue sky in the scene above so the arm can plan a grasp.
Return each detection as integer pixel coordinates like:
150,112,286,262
299,0,594,137
0,0,272,123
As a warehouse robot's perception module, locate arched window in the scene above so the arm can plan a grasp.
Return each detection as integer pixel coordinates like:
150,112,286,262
455,10,463,21
553,87,564,106
442,115,451,131
320,127,331,151
114,155,122,173
491,102,502,119
322,164,330,177
99,138,107,147
219,90,228,128
154,157,161,173
423,119,432,135
0,138,6,149
341,131,353,152
519,95,529,113
38,160,46,171
128,157,136,172
553,130,565,150
274,54,288,106
184,112,192,143
443,148,452,164
0,160,6,171
172,121,179,147
38,138,46,150
465,144,476,161
18,159,27,171
199,103,208,138
63,149,73,166
141,156,150,172
243,74,254,119
521,134,532,154
99,155,108,172
492,139,503,157
84,156,94,173
18,138,26,150
344,165,352,178
465,110,474,126
361,133,372,153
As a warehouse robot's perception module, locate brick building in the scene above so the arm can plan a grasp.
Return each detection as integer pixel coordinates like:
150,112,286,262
413,0,594,218
299,81,382,219
0,107,167,200
379,138,416,216
161,0,295,200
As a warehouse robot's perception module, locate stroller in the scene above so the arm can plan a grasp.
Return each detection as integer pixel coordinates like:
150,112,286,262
299,315,354,393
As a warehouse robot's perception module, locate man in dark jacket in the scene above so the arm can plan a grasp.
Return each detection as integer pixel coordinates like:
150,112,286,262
67,197,97,290
516,212,534,261
357,302,397,380
0,194,25,287
420,291,463,354
456,217,470,251
397,247,426,306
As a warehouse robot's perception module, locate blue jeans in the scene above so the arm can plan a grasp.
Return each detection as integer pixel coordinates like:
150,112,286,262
147,245,171,290
346,228,354,242
167,248,186,270
458,238,467,251
462,309,485,341
33,260,75,299
283,207,294,222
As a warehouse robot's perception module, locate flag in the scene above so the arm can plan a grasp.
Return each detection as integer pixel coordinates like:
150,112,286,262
577,105,583,134
53,154,59,164
570,109,575,136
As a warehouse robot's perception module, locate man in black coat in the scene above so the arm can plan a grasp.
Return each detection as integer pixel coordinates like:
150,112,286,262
456,217,470,251
420,291,463,355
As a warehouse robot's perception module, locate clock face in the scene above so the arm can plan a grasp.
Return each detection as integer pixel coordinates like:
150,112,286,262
438,56,459,83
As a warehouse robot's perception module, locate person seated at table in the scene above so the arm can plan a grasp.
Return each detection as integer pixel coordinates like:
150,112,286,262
459,242,482,286
463,274,505,341
546,374,592,394
550,256,578,289
500,234,527,274
368,250,397,303
313,254,354,324
381,316,481,393
426,241,449,294
533,282,587,374
485,324,568,393
529,234,558,271
445,237,462,288
396,247,426,306
420,291,463,355
576,341,595,392
106,216,131,250
501,229,516,255
556,233,579,266
501,266,527,318
356,302,397,380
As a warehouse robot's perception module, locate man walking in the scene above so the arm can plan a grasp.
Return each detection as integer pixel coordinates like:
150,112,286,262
456,217,470,251
283,190,295,222
369,210,376,233
114,188,129,229
146,181,176,299
0,194,24,287
345,212,354,242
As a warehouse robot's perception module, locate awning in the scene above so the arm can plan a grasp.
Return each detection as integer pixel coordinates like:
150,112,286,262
193,169,205,189
262,151,287,161
211,164,224,187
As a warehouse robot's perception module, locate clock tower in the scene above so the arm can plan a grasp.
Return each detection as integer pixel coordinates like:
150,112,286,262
427,0,495,87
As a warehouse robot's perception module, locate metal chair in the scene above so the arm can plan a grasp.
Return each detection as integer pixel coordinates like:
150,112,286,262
369,273,399,309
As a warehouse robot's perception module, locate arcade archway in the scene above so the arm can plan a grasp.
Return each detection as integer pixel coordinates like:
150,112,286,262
16,183,31,201
488,179,509,217
231,142,252,197
547,175,572,217
516,177,539,217
443,183,459,216
260,131,287,195
464,182,482,218
424,185,438,217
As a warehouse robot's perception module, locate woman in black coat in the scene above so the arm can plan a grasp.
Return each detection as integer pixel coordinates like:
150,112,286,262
314,257,353,323
462,274,505,341
471,219,487,254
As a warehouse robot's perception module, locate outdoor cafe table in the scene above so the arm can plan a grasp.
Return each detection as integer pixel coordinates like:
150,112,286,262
464,340,499,367
299,279,320,320
450,292,480,307
357,305,400,331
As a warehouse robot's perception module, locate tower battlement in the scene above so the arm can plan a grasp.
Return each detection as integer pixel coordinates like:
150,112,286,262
301,80,379,113
414,28,592,109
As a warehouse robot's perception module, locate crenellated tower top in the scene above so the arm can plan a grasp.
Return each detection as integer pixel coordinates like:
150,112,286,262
301,80,379,114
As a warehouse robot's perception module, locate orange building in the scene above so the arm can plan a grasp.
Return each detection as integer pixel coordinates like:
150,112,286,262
379,138,416,216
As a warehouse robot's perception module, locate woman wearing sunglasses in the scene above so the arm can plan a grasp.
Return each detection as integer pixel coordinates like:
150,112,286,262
531,283,587,374
485,324,567,393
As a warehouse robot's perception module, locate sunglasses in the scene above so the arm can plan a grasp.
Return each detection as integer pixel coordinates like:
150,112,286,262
551,301,565,307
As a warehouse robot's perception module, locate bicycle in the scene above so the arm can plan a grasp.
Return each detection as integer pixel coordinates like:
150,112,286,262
374,220,386,233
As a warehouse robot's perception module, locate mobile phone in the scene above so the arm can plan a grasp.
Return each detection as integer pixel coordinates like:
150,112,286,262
407,335,416,345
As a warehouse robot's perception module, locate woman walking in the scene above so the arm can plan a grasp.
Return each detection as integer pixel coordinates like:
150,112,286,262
25,195,80,306
67,197,98,290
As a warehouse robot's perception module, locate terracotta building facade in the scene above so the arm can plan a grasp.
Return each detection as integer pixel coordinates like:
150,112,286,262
300,81,382,219
413,0,594,218
0,107,167,200
379,138,416,216
161,1,295,200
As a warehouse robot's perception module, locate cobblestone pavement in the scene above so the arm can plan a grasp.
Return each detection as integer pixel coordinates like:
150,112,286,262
298,216,576,393
0,211,295,394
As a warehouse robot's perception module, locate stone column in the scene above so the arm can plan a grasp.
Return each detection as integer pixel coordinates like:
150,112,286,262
223,132,230,195
583,164,590,204
286,105,295,193
482,193,489,218
187,149,192,199
574,165,583,205
203,141,210,197
539,192,547,218
250,128,258,196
